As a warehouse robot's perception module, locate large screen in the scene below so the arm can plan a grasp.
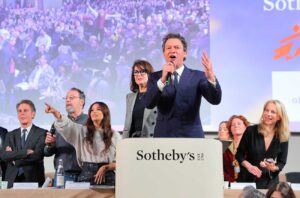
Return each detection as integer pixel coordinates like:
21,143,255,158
0,0,211,131
210,0,300,132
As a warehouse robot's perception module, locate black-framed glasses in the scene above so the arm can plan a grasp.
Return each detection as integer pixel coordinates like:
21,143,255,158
133,69,147,76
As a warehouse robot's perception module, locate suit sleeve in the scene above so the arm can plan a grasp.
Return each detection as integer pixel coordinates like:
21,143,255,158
235,127,251,164
1,132,27,163
276,141,288,171
145,73,161,109
54,115,83,149
199,77,222,105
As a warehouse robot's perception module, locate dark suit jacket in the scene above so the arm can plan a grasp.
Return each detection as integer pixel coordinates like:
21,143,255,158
0,127,8,177
1,125,46,188
145,66,222,137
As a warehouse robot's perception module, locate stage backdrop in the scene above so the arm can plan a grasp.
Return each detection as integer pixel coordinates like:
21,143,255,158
210,0,300,132
0,0,210,131
1,0,299,132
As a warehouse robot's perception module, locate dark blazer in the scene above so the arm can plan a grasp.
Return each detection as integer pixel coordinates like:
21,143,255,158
145,66,222,137
236,125,288,189
123,92,157,138
1,125,46,188
0,126,8,177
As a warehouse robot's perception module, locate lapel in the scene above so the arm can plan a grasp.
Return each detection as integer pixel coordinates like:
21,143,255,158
16,128,22,150
178,66,189,87
143,108,151,124
129,93,137,113
176,66,190,96
25,125,36,148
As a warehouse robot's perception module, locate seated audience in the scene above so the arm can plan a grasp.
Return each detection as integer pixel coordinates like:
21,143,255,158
223,115,250,182
266,181,296,198
236,100,290,189
1,100,46,188
45,101,121,185
218,121,230,140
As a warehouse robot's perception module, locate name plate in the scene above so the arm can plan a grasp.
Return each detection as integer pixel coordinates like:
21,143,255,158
65,181,90,189
291,183,300,190
13,182,39,189
116,138,223,198
230,182,256,189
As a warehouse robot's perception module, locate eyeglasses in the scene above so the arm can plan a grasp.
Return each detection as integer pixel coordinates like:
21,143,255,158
63,96,80,100
133,69,147,76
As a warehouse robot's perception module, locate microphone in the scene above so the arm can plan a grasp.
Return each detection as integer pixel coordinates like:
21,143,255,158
50,124,56,135
166,57,175,85
46,124,56,147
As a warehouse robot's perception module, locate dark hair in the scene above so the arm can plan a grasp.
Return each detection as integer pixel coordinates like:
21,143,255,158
266,182,296,198
85,102,113,153
69,87,86,107
162,33,187,53
130,59,154,92
16,99,36,112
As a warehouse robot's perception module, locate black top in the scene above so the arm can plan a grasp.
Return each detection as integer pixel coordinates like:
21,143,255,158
129,92,146,137
236,125,288,189
0,126,8,177
44,113,88,173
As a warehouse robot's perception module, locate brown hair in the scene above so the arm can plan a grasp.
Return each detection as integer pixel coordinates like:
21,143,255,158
266,182,296,198
227,115,250,138
16,99,36,112
85,102,113,153
130,59,154,92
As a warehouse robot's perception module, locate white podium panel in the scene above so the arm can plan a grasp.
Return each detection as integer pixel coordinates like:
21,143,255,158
116,138,223,198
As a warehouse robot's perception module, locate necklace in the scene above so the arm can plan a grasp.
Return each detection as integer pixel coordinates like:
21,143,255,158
138,92,145,100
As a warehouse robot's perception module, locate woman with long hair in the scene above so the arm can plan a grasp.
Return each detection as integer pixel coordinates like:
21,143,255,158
236,100,290,189
45,101,121,185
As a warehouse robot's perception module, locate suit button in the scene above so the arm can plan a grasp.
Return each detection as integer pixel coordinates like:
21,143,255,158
152,122,155,125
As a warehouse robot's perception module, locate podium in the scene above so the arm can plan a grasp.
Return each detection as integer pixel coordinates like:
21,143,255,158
116,138,223,198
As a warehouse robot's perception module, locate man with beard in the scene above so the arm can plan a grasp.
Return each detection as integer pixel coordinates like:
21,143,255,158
44,88,87,185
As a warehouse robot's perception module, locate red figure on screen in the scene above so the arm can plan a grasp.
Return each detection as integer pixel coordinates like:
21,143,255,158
274,25,300,60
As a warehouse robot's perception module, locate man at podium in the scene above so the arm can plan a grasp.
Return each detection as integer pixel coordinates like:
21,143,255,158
145,33,222,137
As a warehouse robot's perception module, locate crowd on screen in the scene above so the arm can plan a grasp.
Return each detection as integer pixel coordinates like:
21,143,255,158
0,0,209,123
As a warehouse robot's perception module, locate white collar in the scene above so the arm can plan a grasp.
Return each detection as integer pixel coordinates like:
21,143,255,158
21,124,33,133
175,65,184,77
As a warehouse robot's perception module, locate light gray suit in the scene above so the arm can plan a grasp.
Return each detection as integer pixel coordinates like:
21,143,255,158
123,92,157,138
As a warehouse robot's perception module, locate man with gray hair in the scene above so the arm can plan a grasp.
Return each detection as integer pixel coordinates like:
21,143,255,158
1,99,46,188
44,88,87,186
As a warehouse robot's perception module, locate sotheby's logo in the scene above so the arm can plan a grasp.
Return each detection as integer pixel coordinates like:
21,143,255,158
136,149,204,163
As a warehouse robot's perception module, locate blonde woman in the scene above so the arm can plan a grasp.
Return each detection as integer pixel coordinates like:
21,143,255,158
236,100,290,189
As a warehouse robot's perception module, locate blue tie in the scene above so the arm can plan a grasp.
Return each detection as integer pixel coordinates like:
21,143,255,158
173,72,179,88
18,129,27,176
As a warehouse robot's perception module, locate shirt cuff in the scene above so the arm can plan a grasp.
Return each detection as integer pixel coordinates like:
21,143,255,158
208,78,217,87
157,79,166,92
